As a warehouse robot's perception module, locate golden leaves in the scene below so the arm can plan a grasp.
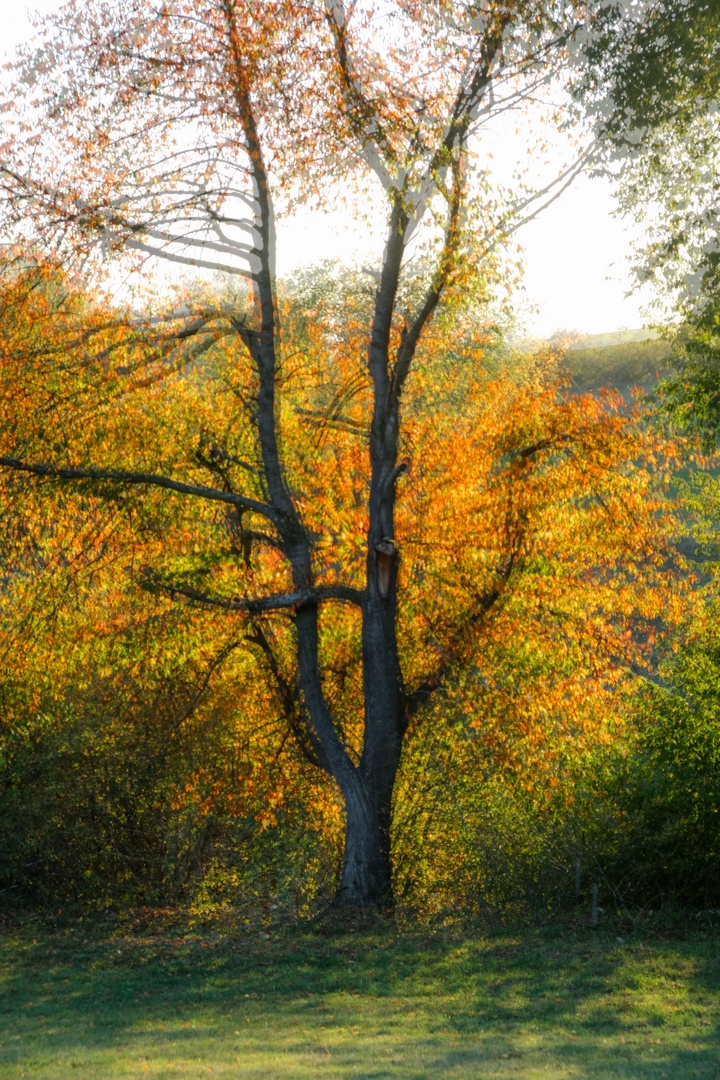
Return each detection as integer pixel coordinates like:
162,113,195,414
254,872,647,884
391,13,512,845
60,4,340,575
0,256,695,840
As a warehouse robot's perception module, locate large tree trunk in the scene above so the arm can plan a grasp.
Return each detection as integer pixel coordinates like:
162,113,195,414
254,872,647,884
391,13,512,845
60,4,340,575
336,778,395,909
333,544,405,910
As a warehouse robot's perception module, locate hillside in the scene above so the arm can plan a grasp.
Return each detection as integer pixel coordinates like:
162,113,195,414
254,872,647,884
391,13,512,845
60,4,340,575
563,335,675,392
567,328,663,350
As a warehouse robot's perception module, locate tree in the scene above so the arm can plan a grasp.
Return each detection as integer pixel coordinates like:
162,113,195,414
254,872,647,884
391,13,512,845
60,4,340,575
573,1,720,442
576,0,720,309
0,0,685,910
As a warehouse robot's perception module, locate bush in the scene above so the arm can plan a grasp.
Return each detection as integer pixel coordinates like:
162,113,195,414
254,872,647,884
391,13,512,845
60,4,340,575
0,673,340,919
610,637,720,908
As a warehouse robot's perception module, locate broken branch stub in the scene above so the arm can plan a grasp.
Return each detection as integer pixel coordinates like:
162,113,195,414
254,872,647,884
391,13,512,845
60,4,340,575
374,538,397,599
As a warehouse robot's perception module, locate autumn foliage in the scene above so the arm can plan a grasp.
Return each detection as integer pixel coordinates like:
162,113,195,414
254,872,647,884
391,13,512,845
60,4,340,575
0,258,690,912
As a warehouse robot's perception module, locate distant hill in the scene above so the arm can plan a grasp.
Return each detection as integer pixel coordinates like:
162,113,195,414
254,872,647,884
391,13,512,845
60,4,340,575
566,328,662,351
563,335,674,392
500,329,676,393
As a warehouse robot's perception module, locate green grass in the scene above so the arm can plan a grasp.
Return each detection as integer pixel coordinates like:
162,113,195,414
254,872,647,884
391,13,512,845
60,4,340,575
1,918,719,1079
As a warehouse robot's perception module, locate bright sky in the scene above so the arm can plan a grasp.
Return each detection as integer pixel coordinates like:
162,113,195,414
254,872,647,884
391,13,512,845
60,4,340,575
2,1,654,339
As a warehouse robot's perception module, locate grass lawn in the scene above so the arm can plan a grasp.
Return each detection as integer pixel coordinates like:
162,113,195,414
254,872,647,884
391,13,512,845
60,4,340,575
1,917,719,1079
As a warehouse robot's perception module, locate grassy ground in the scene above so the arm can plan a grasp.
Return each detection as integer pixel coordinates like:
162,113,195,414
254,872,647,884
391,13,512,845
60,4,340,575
1,916,719,1079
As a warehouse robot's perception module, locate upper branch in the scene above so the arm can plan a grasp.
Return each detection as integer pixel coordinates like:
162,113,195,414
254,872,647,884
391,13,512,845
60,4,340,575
223,1,305,548
223,0,276,295
392,156,465,393
324,0,396,189
400,10,513,241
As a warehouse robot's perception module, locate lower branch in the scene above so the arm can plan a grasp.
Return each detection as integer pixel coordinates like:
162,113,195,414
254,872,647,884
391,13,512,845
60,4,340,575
140,574,365,613
403,556,517,729
245,623,327,771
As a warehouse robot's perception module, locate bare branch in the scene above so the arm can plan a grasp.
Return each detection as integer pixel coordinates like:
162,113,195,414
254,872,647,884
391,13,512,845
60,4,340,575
403,559,516,730
245,624,327,772
124,236,259,277
0,456,277,521
141,576,366,613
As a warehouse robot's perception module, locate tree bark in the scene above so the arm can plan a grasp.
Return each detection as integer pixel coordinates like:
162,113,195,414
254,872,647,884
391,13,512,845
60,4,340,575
335,771,395,909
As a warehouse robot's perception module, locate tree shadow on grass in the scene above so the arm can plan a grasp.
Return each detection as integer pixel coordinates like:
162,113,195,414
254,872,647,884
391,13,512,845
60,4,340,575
423,928,720,1079
0,923,718,1078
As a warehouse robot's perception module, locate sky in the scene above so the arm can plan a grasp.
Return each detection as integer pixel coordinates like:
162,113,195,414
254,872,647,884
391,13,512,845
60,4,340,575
2,1,655,339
